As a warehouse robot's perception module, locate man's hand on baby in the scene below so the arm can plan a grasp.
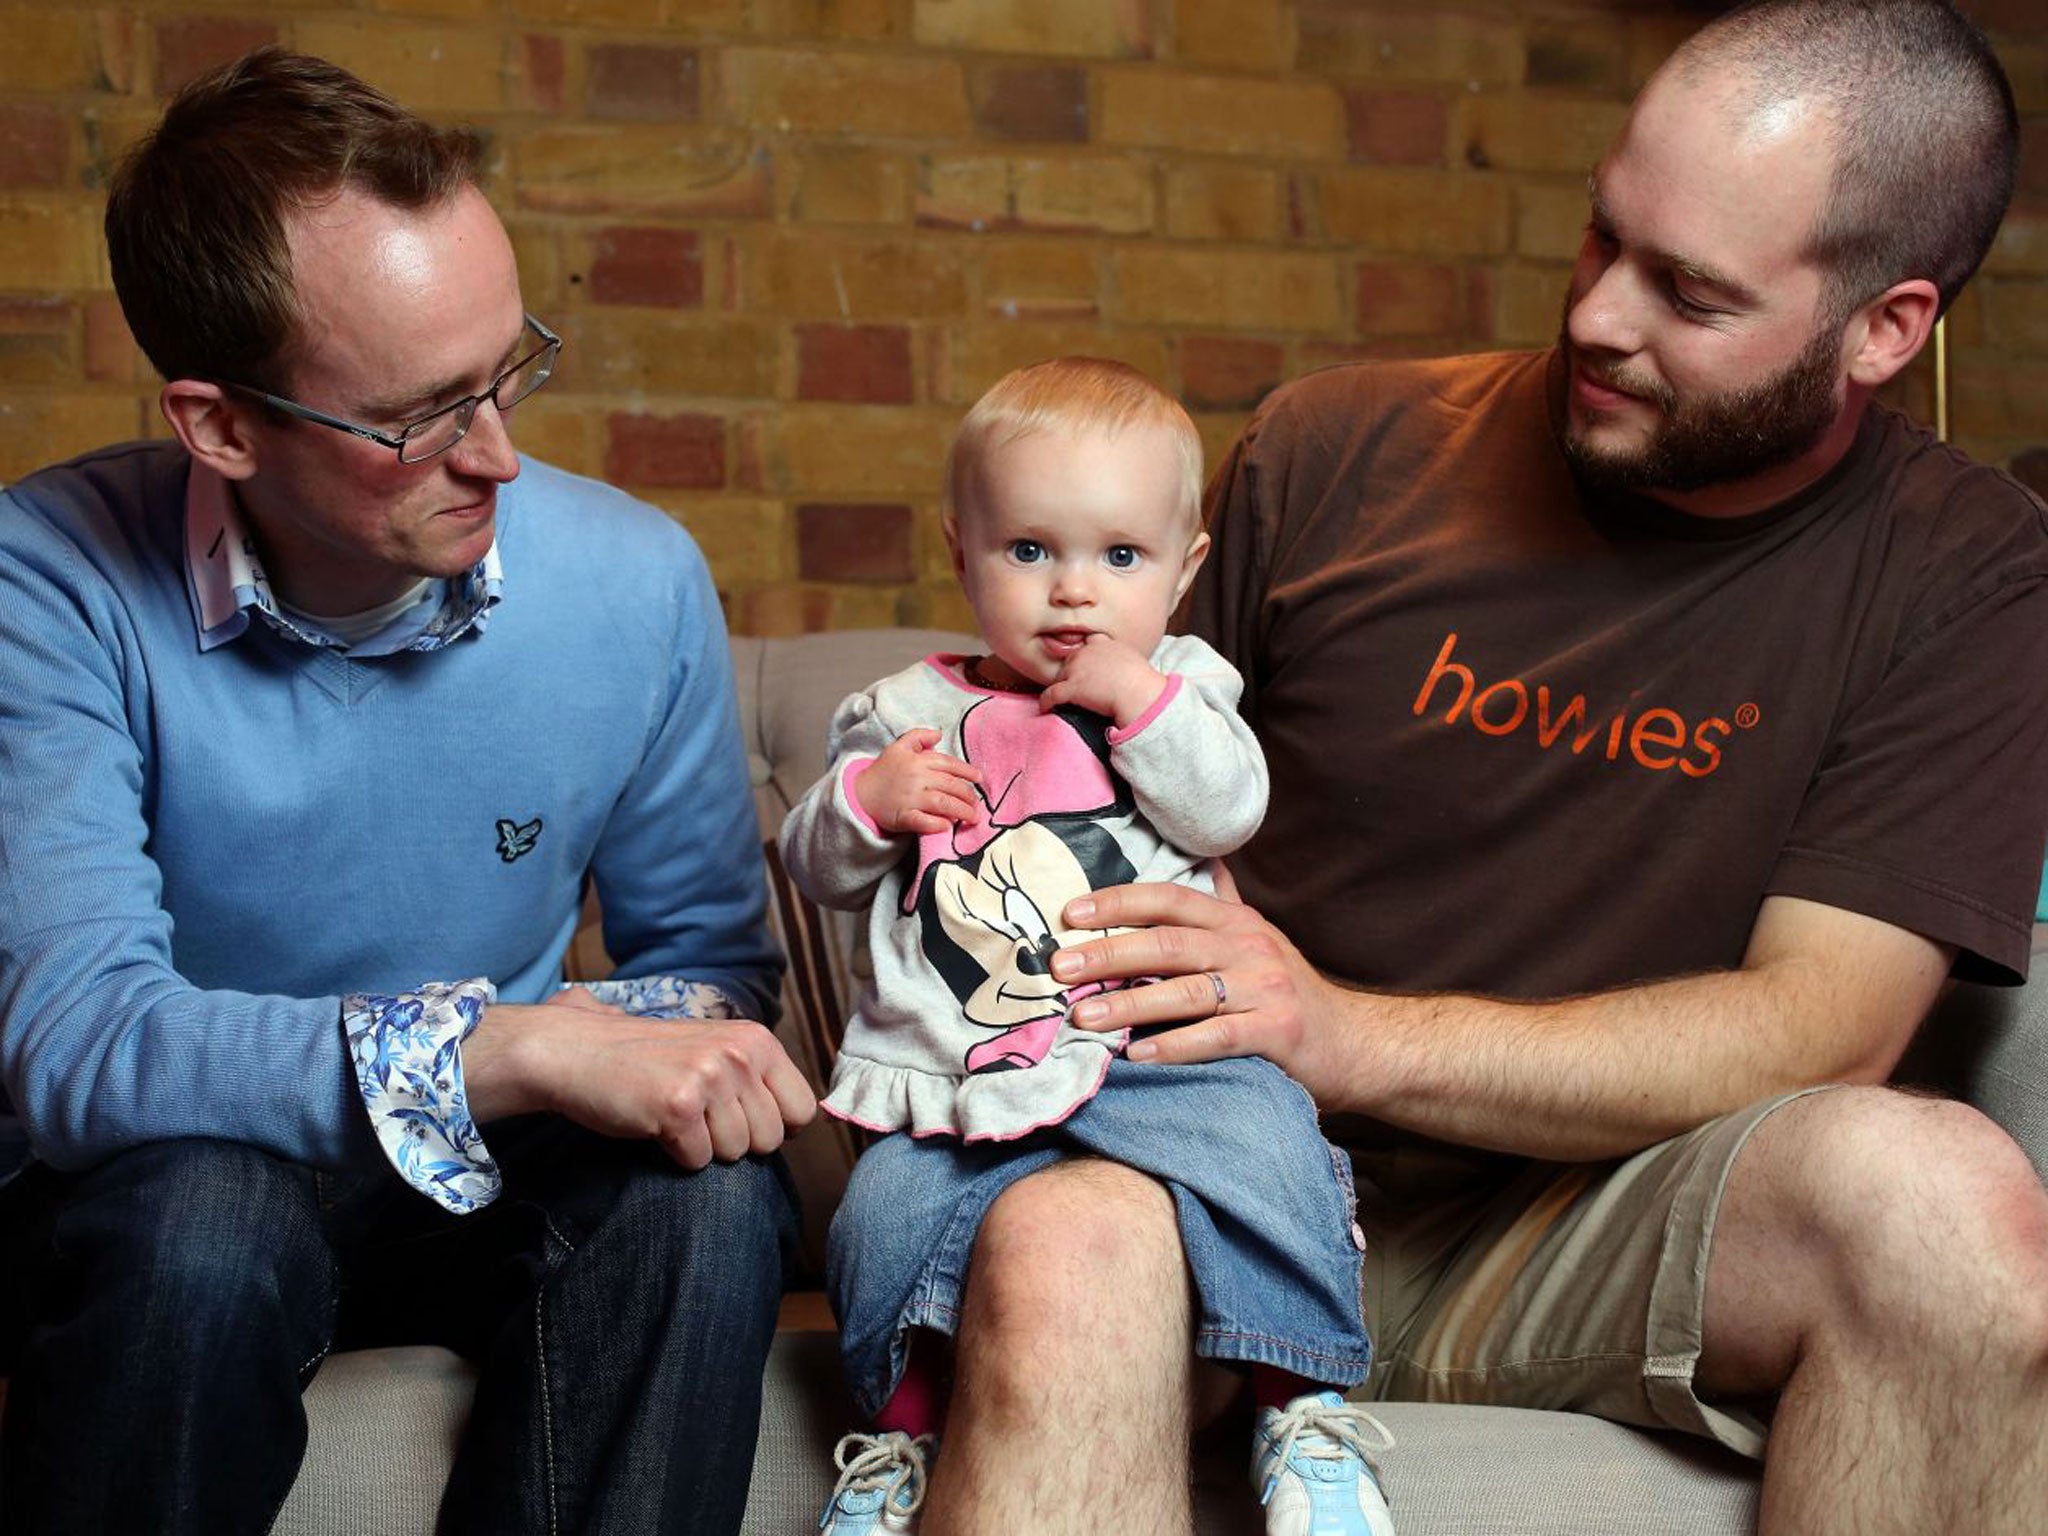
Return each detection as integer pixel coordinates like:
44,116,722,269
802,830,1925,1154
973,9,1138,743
1038,634,1169,727
855,727,984,835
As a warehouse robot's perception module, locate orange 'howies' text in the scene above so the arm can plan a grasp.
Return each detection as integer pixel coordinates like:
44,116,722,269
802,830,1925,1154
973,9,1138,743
1412,632,1753,778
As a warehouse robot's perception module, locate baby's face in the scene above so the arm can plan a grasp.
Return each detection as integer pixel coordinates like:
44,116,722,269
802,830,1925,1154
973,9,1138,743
950,420,1205,688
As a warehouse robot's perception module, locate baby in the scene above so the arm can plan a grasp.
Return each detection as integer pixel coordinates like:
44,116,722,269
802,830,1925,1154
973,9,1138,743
780,358,1393,1536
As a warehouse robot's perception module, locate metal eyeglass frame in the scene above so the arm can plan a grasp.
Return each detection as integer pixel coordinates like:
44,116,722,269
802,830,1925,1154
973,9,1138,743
220,314,562,465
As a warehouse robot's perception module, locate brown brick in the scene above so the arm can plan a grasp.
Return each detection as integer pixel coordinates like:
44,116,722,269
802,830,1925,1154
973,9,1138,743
515,126,773,217
917,582,977,635
1344,89,1448,167
724,48,969,137
606,411,726,488
942,324,1172,406
1525,24,1628,94
0,14,108,94
802,0,912,44
586,42,700,120
782,146,912,226
1113,248,1340,331
506,222,566,312
520,33,567,113
1625,15,1698,91
1952,361,2048,438
1980,279,2048,352
797,502,915,583
585,227,704,308
0,102,67,188
367,0,514,20
971,64,1088,143
152,18,277,97
1179,336,1282,411
1194,412,1254,479
2020,121,2048,202
917,155,1155,236
0,202,101,289
1295,11,1523,88
1492,263,1568,347
511,0,665,27
1972,0,2045,36
82,102,159,190
758,404,954,496
0,396,149,482
1458,94,1630,176
504,393,602,476
1516,179,1591,261
798,324,915,403
730,584,837,637
1986,207,2048,276
656,496,791,585
0,297,75,384
561,312,780,397
1356,261,1472,337
1100,67,1342,160
1164,164,1282,243
981,242,1101,320
294,22,509,116
745,229,970,319
84,293,147,384
1317,168,1512,256
913,0,1150,59
1174,0,1290,72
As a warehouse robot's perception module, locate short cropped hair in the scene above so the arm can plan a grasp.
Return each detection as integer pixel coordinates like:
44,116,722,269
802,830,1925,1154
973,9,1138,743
1677,0,2016,321
106,48,485,391
945,357,1205,534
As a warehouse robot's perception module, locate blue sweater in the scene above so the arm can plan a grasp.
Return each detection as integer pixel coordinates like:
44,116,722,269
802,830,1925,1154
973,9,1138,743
0,442,779,1174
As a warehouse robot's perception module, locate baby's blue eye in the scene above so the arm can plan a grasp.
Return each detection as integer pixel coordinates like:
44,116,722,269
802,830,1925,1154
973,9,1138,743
1105,545,1140,570
1008,540,1046,564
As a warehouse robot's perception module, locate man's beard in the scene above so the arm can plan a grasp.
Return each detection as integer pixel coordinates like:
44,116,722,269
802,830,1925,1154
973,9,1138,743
1558,317,1844,497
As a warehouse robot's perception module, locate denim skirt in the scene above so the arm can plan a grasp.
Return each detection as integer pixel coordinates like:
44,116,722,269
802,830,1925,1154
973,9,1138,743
825,1052,1372,1420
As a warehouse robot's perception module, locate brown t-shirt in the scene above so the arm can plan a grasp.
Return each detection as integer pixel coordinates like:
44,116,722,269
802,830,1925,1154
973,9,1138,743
1187,350,2048,1000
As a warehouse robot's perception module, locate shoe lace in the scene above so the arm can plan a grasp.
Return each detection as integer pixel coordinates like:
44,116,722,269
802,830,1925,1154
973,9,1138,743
822,1431,936,1527
1258,1399,1397,1507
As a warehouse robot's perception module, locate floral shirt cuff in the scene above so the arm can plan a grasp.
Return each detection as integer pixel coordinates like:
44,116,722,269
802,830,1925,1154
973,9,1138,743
571,975,747,1021
342,978,501,1215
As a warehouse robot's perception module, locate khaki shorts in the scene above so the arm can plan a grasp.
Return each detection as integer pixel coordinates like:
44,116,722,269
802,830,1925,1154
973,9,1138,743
1346,1087,1829,1458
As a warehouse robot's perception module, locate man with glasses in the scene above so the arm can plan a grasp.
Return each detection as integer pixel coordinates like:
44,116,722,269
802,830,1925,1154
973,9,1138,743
0,49,813,1535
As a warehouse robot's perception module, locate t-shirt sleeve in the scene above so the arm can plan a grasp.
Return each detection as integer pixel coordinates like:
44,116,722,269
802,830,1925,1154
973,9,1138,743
1770,569,2048,984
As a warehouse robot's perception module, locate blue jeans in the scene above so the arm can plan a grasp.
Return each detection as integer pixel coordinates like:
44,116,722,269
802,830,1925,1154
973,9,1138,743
0,1118,794,1535
828,1054,1370,1421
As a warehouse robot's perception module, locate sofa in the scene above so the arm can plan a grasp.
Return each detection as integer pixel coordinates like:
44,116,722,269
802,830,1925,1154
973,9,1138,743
240,627,2046,1533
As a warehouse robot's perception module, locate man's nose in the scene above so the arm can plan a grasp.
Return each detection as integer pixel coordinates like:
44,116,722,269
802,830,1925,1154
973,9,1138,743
446,397,522,484
1565,237,1644,360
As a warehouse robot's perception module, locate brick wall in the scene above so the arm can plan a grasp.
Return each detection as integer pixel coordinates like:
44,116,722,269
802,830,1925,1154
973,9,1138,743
2,0,2042,635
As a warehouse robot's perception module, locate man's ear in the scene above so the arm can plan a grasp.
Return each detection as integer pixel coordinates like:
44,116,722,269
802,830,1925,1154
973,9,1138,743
1172,528,1211,608
1842,278,1941,391
159,380,261,482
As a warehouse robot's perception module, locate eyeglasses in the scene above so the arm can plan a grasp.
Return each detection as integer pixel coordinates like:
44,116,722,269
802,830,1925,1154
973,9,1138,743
222,314,562,465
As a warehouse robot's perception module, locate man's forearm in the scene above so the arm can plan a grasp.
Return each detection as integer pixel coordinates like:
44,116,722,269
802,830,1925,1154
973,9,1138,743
1320,902,1951,1160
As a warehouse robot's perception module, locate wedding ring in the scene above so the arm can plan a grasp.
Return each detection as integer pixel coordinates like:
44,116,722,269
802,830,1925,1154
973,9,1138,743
1207,971,1228,1012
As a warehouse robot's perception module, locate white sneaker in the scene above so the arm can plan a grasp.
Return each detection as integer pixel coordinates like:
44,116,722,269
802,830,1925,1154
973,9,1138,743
1250,1390,1397,1536
817,1430,935,1534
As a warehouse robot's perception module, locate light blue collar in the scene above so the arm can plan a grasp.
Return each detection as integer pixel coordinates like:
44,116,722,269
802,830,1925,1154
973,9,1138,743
183,461,502,656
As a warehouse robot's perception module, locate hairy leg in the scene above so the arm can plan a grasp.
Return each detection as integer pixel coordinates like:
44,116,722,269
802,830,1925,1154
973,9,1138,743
922,1157,1196,1536
1699,1087,2048,1536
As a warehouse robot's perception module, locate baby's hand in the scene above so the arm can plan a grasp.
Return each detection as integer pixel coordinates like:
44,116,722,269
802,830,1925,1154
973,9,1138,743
854,728,984,836
1039,635,1169,727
